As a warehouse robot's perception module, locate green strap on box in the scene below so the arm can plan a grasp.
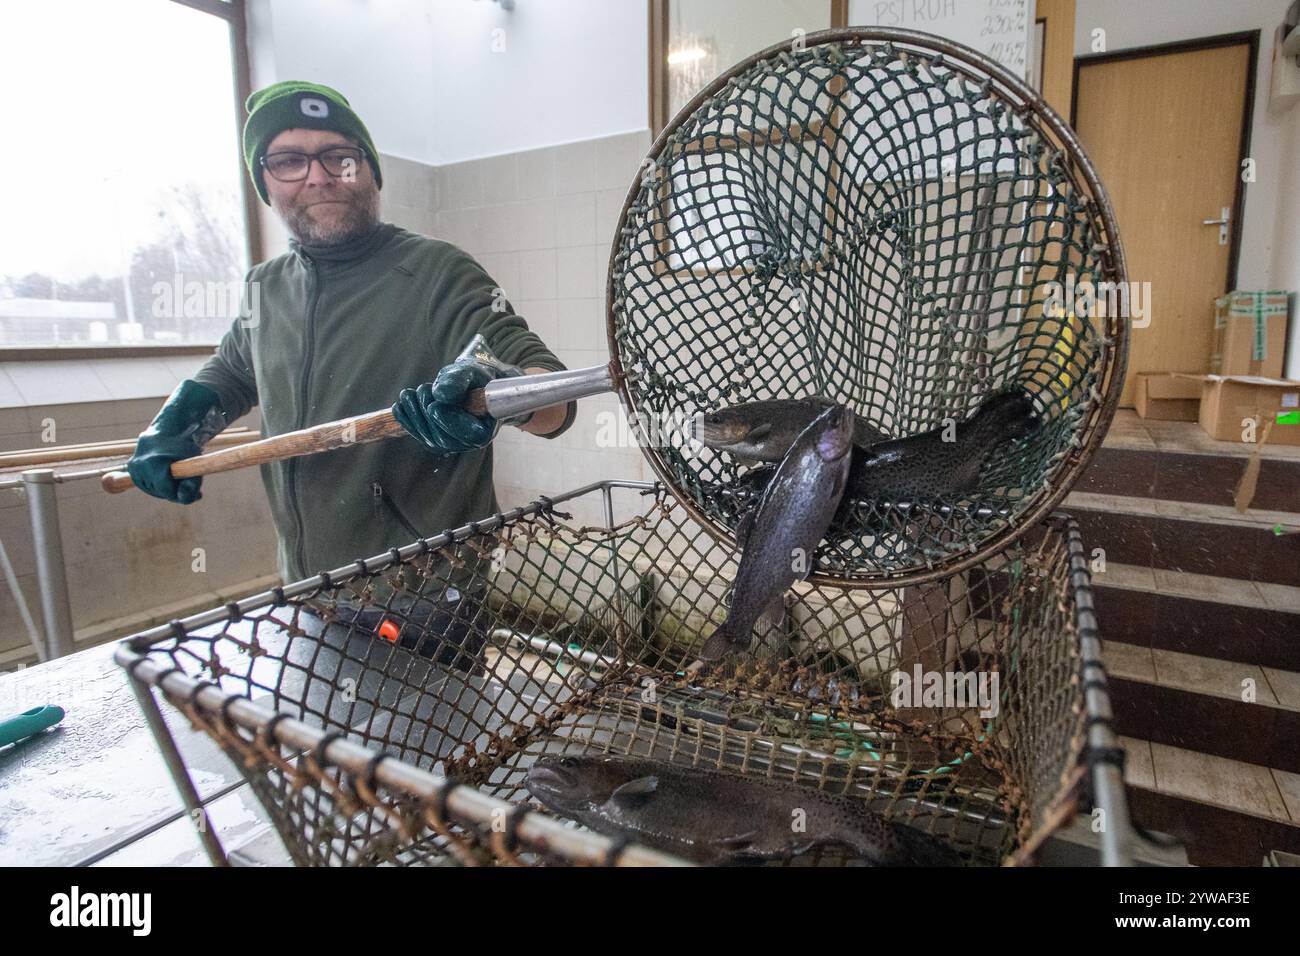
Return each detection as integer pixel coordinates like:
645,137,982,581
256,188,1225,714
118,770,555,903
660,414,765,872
1228,291,1287,362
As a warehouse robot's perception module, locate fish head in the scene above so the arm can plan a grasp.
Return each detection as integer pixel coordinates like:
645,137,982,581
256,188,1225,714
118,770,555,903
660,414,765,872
812,403,855,464
981,388,1042,439
526,755,640,813
692,408,781,461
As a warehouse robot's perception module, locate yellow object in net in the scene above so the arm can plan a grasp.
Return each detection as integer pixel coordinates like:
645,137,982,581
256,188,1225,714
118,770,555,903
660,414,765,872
1035,303,1081,408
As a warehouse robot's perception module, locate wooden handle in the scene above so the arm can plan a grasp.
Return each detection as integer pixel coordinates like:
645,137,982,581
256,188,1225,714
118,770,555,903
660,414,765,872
101,386,490,494
0,429,254,469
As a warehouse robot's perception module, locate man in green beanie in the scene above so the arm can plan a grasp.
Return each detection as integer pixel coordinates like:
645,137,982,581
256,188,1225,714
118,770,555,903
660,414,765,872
127,81,575,672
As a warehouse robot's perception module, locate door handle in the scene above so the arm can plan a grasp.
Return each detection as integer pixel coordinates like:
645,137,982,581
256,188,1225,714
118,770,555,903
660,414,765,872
1201,206,1230,245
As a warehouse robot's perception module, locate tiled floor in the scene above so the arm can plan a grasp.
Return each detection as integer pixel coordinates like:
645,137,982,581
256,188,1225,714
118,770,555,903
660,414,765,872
1093,561,1157,591
1104,410,1300,460
1120,735,1156,789
1090,560,1283,611
1103,640,1156,682
1255,581,1300,612
1150,566,1267,607
1263,667,1300,711
1105,641,1294,710
1275,769,1300,822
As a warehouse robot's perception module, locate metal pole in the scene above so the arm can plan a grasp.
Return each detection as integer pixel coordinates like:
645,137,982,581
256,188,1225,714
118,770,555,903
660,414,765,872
21,469,75,659
126,674,230,867
0,536,46,662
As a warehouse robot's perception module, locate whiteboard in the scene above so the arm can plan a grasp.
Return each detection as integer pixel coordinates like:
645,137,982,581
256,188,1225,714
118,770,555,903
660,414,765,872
847,0,1032,81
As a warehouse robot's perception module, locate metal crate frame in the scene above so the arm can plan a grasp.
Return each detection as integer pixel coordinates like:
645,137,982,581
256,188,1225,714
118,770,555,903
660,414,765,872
116,479,1132,867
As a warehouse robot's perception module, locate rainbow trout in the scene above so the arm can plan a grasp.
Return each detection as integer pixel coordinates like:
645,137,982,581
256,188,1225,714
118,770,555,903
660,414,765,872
704,388,1041,525
526,754,964,866
698,403,855,662
844,388,1041,501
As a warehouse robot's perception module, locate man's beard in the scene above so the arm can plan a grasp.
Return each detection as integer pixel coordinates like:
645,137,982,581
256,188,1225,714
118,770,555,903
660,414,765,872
274,185,380,247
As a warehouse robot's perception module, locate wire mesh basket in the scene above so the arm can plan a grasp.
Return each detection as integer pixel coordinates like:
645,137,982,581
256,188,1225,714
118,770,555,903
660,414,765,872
117,480,1128,867
608,28,1127,585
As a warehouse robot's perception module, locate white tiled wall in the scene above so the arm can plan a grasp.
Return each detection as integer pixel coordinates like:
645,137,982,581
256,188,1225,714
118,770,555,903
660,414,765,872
378,152,440,238
425,131,656,526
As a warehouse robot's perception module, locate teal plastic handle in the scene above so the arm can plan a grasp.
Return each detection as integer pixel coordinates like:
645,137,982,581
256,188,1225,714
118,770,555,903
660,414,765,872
0,705,66,747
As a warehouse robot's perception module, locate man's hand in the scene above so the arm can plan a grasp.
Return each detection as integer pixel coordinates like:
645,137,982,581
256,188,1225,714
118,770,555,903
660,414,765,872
127,380,226,503
393,354,523,455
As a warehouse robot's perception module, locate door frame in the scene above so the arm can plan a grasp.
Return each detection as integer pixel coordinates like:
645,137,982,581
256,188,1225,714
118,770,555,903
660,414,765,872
1071,30,1259,293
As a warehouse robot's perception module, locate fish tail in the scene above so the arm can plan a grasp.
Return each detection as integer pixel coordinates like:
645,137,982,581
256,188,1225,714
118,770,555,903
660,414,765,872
699,621,744,662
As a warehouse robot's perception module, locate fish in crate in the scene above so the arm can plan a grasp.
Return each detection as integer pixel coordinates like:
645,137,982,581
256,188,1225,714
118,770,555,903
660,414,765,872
117,479,1125,867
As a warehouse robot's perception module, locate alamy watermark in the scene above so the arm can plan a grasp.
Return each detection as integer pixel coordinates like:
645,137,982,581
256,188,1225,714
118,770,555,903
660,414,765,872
891,665,1000,719
595,407,693,451
49,886,151,936
151,274,260,328
1042,275,1150,329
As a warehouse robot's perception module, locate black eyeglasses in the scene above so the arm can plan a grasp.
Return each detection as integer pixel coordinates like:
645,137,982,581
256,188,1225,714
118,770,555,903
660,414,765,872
260,146,366,182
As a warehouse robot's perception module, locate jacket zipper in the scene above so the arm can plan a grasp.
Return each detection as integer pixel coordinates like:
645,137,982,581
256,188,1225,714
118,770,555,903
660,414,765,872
289,257,321,576
372,481,424,541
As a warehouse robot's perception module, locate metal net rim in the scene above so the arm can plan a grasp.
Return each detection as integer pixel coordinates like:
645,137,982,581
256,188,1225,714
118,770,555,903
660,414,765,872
604,25,1128,590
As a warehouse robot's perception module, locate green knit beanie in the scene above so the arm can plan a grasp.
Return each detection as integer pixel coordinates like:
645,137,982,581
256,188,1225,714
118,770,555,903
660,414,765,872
242,80,383,204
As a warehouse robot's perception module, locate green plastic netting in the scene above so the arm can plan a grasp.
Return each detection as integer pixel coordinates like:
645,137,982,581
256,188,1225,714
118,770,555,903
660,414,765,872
609,29,1126,584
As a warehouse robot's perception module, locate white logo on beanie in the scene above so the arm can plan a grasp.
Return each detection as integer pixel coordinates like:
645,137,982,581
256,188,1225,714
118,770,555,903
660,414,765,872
300,96,329,118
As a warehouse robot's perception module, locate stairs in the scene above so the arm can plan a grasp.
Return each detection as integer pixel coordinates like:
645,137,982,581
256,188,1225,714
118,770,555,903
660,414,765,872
1070,411,1300,865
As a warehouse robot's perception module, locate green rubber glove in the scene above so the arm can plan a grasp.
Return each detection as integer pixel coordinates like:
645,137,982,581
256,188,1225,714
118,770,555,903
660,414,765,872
127,380,227,503
393,355,525,455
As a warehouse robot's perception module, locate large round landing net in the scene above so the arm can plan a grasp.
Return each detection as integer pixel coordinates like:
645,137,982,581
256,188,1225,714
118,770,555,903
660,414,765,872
607,28,1127,586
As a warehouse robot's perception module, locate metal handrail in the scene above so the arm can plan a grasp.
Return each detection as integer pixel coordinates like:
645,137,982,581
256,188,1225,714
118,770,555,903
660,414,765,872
0,460,128,491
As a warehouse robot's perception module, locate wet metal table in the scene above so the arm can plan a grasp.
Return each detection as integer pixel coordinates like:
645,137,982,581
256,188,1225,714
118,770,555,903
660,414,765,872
0,637,272,866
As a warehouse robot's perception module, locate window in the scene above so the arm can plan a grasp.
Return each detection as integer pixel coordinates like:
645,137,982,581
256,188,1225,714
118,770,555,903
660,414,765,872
646,1,843,277
0,0,255,348
649,0,843,136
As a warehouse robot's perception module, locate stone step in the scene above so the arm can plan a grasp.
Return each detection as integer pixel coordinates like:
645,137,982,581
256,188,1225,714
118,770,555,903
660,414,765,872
1119,735,1300,867
1080,410,1300,513
1105,664,1300,774
1064,492,1300,588
1091,561,1300,671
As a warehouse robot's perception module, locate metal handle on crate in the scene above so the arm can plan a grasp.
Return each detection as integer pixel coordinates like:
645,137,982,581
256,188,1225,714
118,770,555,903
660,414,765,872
101,339,617,494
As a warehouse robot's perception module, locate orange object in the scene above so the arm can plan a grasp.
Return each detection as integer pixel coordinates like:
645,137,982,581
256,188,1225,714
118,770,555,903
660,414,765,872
377,619,401,643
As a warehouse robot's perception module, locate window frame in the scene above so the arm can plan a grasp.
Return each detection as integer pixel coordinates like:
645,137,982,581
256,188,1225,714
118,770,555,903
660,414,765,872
172,0,262,267
644,0,848,280
647,0,848,138
3,0,260,359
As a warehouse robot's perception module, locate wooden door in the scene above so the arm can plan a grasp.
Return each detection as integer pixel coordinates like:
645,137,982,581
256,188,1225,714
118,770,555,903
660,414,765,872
1074,37,1254,406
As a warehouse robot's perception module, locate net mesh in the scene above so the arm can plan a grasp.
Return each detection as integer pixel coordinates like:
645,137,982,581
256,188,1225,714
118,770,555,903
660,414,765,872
610,34,1123,581
125,483,1099,867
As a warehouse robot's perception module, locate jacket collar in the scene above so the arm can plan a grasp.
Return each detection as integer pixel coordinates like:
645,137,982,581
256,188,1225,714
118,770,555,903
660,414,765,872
290,221,397,269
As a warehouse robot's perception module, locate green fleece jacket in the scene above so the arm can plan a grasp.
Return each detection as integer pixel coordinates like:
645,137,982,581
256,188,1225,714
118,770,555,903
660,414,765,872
194,221,574,585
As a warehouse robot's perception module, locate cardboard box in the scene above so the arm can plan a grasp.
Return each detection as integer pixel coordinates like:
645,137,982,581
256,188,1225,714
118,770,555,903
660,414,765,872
1135,373,1202,421
1187,374,1300,447
1211,291,1291,379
